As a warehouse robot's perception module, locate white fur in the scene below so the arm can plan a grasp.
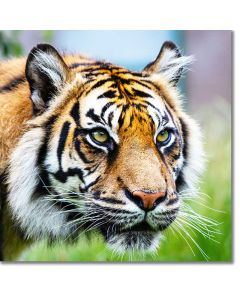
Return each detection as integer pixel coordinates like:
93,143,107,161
181,115,205,190
32,50,66,89
31,90,45,110
7,127,72,239
157,48,194,83
107,232,162,254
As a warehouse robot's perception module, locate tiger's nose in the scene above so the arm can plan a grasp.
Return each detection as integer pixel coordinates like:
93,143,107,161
132,190,166,211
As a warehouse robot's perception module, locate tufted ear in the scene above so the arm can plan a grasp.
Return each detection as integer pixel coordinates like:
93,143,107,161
25,43,69,113
143,41,194,86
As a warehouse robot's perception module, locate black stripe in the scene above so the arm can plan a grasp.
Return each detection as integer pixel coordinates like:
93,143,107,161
116,77,149,88
164,104,178,129
175,117,188,192
108,111,114,127
57,121,71,168
94,197,125,205
70,102,80,127
129,114,134,128
120,77,152,89
69,62,94,69
0,76,25,93
69,63,81,69
37,116,57,166
69,61,105,69
49,121,86,184
107,143,119,166
147,114,155,131
132,88,152,98
118,113,125,129
74,138,93,164
97,90,116,99
52,167,85,183
120,86,132,97
32,116,57,198
90,78,113,90
154,112,161,128
81,65,112,74
116,78,131,85
86,109,105,125
143,100,161,114
176,170,186,192
113,71,147,77
179,117,189,159
131,103,148,110
100,102,115,121
166,198,179,206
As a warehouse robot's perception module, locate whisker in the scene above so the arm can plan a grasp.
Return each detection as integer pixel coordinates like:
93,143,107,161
171,222,196,257
174,220,209,261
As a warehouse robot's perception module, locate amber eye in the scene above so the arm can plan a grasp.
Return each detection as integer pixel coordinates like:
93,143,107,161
90,129,109,144
156,129,170,144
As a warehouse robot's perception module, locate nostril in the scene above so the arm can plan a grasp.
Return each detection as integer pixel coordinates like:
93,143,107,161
132,194,145,209
124,189,144,209
154,195,167,207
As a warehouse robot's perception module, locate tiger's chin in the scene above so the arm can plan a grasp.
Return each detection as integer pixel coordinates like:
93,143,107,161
106,231,163,253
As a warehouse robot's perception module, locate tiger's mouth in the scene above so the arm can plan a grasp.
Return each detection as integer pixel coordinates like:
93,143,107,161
118,220,173,234
119,221,155,233
99,218,176,253
99,217,173,236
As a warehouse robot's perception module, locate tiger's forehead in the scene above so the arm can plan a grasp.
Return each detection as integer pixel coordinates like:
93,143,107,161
78,72,174,135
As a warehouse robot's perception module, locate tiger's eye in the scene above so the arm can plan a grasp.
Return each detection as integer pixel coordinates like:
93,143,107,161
156,129,169,143
91,130,109,144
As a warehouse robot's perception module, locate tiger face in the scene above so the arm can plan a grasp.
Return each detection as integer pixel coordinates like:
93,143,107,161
8,42,204,253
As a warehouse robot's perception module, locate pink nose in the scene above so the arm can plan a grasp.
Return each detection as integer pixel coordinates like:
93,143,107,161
132,190,166,210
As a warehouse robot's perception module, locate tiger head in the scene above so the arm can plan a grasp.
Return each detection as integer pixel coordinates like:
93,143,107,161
8,42,204,253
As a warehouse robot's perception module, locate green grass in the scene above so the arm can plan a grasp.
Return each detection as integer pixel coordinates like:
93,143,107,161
21,99,231,262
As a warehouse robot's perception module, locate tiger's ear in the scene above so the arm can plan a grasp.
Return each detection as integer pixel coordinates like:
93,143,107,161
26,43,69,113
143,41,193,86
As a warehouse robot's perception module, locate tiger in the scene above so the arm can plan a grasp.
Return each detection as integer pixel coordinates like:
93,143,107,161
0,41,204,261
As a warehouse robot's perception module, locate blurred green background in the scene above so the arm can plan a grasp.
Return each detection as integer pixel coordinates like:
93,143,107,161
0,30,232,262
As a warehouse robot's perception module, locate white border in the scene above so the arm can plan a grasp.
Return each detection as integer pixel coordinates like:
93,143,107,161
0,1,239,300
0,1,239,30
